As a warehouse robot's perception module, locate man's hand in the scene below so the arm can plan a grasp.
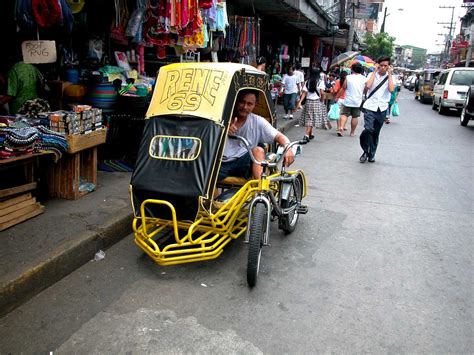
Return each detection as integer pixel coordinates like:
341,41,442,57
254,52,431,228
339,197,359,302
388,65,394,74
228,117,238,135
373,63,379,72
283,145,295,167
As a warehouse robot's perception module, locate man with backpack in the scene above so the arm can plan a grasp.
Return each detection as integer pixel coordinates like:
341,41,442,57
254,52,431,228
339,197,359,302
359,56,395,163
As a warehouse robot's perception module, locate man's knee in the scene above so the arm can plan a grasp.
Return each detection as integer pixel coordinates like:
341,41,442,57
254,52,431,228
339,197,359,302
252,146,265,158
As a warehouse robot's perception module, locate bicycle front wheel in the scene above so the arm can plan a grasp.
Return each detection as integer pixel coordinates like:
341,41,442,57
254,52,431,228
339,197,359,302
247,202,267,287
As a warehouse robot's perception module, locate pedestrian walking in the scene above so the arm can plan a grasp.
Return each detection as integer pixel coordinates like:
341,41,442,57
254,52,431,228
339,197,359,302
294,62,305,109
297,69,329,141
332,70,348,131
281,66,300,119
338,63,367,137
359,56,395,163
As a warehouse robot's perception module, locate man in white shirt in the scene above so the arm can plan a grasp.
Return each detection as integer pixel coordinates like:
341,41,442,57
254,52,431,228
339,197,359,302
360,56,395,163
281,66,301,119
339,63,367,137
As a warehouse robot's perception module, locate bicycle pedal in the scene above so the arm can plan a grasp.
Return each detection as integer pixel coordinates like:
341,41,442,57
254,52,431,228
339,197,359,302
297,205,308,214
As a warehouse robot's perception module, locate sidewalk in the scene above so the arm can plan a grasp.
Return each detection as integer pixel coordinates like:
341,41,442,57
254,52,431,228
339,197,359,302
0,103,297,317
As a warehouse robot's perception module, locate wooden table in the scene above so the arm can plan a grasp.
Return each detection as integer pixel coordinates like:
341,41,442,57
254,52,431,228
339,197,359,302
48,129,107,200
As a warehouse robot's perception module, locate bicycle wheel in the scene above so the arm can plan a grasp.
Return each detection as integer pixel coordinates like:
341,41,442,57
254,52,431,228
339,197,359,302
279,175,303,234
247,202,267,287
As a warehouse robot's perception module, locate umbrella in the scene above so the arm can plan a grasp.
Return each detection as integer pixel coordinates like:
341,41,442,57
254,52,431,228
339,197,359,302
351,59,375,68
330,51,359,68
354,55,375,63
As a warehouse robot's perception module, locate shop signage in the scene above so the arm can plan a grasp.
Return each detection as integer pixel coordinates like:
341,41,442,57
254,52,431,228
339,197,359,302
21,40,57,64
301,57,310,68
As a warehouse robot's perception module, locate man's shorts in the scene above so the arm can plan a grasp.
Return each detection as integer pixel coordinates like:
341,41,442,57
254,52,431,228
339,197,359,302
340,104,361,118
218,152,252,181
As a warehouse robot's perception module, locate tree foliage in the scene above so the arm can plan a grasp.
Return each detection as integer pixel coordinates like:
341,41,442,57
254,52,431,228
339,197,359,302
362,32,396,61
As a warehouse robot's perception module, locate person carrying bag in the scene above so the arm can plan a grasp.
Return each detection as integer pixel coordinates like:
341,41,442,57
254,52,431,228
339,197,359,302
359,56,395,163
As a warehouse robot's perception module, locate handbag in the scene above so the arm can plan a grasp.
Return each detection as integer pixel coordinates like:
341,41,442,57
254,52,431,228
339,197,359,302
360,76,389,112
328,103,340,120
392,102,400,116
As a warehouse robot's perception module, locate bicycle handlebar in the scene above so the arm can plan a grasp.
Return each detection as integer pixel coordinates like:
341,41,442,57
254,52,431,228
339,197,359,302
228,135,307,167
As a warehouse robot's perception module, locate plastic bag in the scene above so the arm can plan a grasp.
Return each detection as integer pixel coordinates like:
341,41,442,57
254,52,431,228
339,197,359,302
328,103,340,120
392,103,400,116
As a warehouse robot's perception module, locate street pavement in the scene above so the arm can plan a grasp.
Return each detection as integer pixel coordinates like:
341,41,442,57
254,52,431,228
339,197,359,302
0,89,473,353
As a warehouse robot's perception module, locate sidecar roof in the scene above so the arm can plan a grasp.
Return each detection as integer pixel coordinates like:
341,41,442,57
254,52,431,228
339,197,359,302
146,63,273,123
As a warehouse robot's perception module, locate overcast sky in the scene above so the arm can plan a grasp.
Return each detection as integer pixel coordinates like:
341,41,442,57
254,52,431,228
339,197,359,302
382,0,467,53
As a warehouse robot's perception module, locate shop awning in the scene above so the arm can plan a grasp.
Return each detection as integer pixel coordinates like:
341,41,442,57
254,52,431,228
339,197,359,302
235,0,337,36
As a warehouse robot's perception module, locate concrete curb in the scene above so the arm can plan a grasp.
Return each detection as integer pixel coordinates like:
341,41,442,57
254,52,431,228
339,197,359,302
0,208,133,318
0,120,297,318
277,117,299,134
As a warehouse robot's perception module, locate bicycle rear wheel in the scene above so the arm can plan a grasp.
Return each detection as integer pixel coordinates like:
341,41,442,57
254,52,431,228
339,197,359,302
279,176,303,234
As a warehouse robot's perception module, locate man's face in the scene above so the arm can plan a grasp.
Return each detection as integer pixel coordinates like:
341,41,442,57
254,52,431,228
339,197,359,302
378,60,390,75
235,93,257,119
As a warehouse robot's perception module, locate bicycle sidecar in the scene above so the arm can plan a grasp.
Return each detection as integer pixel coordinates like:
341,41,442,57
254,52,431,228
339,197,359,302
130,63,308,286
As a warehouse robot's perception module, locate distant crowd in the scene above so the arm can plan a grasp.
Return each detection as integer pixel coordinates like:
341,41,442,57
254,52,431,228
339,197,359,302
266,57,402,163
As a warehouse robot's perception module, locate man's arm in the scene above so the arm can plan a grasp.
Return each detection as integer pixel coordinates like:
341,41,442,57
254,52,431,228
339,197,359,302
387,66,395,92
274,132,294,167
365,65,378,90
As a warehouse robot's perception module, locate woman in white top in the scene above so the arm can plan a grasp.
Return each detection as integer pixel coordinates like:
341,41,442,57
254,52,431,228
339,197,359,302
297,69,329,141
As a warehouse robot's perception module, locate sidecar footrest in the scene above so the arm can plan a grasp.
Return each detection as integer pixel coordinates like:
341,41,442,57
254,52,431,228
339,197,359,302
297,205,308,214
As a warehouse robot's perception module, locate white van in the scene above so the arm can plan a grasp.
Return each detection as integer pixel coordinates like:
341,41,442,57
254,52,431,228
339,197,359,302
432,67,474,114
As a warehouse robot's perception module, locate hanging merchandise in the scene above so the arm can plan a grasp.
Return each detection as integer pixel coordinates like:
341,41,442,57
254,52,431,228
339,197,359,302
126,6,146,38
110,0,130,46
223,16,258,63
67,0,85,14
32,0,62,28
200,0,213,9
137,45,145,75
321,57,329,72
16,0,36,30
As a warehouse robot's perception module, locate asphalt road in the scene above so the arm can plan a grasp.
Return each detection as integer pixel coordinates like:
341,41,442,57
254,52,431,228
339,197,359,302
1,89,472,354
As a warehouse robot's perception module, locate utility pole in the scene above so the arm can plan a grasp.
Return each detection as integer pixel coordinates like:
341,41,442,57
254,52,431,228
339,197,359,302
380,7,387,33
346,0,356,51
438,5,455,65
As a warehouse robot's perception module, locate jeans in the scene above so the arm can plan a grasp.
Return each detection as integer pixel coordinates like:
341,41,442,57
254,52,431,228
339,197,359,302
218,153,252,181
360,108,387,158
283,93,297,111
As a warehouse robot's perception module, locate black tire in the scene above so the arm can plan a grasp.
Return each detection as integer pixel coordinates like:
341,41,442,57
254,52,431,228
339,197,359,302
438,99,448,115
461,89,471,126
279,176,303,234
247,203,267,287
432,98,438,110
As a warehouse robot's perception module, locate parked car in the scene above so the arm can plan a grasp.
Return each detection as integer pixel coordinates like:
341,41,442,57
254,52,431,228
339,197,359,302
407,75,417,91
460,85,474,126
404,75,414,89
432,67,474,115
